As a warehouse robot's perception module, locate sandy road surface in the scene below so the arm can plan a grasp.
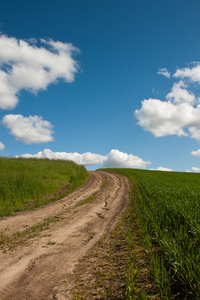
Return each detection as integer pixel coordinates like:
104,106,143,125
0,171,129,300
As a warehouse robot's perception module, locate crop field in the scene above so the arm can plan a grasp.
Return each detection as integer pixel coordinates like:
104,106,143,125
106,168,200,299
0,158,88,217
1,160,200,299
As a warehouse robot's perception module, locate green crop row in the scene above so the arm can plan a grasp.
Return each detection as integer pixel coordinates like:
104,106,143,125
105,168,200,299
0,157,88,217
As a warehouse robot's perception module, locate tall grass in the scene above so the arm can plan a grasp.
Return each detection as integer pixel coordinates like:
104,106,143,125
105,168,200,299
0,158,88,217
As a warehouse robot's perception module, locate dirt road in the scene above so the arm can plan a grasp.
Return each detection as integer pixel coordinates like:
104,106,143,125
0,171,129,300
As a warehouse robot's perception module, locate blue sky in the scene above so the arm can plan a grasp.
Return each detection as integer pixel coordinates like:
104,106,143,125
1,0,200,171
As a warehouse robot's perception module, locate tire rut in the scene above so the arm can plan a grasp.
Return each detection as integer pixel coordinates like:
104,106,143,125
0,171,130,300
0,171,104,235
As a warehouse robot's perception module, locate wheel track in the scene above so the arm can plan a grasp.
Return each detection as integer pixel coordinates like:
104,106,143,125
0,171,104,235
0,171,130,300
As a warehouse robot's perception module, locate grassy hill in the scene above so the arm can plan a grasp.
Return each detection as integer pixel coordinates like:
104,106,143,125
0,158,88,217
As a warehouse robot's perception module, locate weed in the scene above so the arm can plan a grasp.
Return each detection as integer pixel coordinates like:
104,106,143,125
47,240,56,246
0,217,60,251
74,179,109,208
75,193,97,208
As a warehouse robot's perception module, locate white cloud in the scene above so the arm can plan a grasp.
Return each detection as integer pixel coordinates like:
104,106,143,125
18,149,107,166
166,81,195,104
157,68,171,78
0,142,5,150
151,166,173,171
103,149,151,168
191,149,200,157
135,62,200,141
135,98,189,137
0,34,79,109
174,63,200,84
189,150,200,173
0,70,19,109
18,149,151,169
80,152,107,166
2,114,54,144
26,38,37,44
135,84,200,141
186,167,200,173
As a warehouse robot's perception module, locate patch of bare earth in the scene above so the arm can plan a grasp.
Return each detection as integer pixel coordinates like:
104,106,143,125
0,171,131,300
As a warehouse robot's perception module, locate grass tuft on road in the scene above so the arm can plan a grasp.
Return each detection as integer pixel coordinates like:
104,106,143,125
0,157,88,217
0,216,62,252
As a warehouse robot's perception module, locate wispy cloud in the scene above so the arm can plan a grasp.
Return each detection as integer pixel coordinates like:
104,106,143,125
2,114,54,144
151,166,173,171
0,34,79,109
157,68,171,79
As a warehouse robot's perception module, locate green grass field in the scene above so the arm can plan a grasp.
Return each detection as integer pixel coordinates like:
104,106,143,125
0,158,88,217
105,168,200,299
1,159,200,298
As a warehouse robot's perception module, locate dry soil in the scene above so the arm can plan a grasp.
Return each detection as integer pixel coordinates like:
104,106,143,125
0,171,130,300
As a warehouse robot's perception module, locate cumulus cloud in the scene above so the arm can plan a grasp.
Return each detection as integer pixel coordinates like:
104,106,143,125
135,61,200,141
135,98,189,137
191,149,200,157
18,149,107,166
18,149,151,169
135,97,200,141
0,34,79,109
157,68,171,79
103,149,151,168
0,142,5,150
0,70,19,109
166,81,195,104
135,81,200,141
174,63,200,84
2,114,54,144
